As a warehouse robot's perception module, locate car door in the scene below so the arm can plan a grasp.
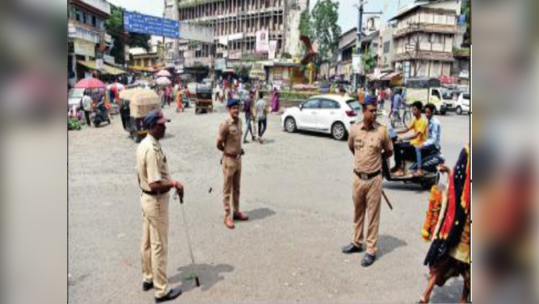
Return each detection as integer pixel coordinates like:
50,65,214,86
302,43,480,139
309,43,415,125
297,99,320,130
317,99,341,131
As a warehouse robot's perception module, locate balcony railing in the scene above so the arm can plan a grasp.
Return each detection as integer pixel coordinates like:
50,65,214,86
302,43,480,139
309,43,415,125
80,0,111,15
394,23,457,38
68,21,100,44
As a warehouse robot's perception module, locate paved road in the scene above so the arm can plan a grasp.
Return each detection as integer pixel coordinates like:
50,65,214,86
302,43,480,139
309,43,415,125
68,102,469,303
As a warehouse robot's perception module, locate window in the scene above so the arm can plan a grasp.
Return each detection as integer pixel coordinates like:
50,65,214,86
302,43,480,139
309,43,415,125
432,90,441,100
383,41,390,53
430,34,442,44
320,100,340,109
302,99,320,109
76,9,82,22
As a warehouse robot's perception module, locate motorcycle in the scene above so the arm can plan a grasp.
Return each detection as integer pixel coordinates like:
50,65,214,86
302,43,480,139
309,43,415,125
90,100,111,128
382,129,445,189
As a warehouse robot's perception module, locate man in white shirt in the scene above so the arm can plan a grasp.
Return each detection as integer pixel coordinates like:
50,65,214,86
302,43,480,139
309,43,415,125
255,91,268,144
81,92,93,127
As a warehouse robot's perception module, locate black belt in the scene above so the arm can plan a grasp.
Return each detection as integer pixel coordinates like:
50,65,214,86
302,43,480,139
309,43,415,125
142,189,170,196
354,169,381,180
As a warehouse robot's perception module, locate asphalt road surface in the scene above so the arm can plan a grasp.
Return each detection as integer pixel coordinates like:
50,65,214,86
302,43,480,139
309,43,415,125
68,101,470,303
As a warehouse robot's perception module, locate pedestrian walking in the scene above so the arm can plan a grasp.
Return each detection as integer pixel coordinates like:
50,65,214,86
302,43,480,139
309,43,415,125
419,144,470,303
81,92,93,127
136,109,185,303
378,86,387,110
243,90,256,143
165,85,172,107
159,89,166,108
255,91,268,144
175,87,184,113
216,98,249,229
342,96,394,267
270,87,279,112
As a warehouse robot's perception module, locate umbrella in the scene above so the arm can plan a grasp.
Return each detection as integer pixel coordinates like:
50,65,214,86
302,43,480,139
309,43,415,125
155,70,172,77
107,83,125,91
155,77,172,86
75,78,106,89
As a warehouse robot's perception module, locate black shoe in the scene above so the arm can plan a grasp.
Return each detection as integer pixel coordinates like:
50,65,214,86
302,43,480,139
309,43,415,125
361,254,376,267
155,288,182,303
341,243,363,254
142,281,154,292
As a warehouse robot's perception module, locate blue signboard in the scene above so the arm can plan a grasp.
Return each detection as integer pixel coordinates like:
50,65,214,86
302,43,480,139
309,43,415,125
124,11,180,39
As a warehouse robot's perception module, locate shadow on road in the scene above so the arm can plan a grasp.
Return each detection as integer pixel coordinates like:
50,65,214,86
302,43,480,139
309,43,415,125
383,182,426,193
169,263,234,292
377,234,407,259
247,207,276,221
260,138,276,145
430,278,463,303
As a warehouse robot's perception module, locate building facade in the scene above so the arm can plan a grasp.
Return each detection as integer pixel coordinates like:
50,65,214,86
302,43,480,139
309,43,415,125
165,0,309,71
68,0,112,83
390,0,461,80
129,37,166,72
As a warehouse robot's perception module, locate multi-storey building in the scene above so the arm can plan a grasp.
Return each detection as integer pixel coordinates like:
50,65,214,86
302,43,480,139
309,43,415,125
165,0,309,71
390,0,461,79
68,0,113,83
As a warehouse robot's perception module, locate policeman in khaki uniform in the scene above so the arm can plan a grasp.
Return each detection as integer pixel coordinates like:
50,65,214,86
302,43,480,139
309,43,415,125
136,109,184,303
217,98,249,229
342,96,393,267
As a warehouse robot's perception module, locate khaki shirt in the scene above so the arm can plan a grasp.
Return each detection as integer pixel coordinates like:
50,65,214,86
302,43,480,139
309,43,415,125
136,134,171,192
348,121,393,173
218,116,243,155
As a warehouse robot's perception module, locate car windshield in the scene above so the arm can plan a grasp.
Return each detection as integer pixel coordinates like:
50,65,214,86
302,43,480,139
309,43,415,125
346,99,361,111
441,88,453,99
69,88,85,99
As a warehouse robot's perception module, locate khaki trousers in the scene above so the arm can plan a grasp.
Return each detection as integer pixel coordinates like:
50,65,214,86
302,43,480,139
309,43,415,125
222,157,242,217
352,174,383,256
140,193,171,298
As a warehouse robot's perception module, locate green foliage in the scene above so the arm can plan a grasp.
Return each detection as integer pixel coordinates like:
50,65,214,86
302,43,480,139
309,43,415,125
105,5,151,65
361,49,377,73
299,10,313,39
311,0,341,66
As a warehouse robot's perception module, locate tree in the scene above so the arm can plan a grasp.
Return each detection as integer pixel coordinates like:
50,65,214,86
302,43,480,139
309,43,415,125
105,5,151,65
299,10,313,39
361,48,377,74
311,0,341,66
462,0,471,45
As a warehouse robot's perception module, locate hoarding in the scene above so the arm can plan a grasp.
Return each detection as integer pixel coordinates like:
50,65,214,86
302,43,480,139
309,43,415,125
123,11,180,39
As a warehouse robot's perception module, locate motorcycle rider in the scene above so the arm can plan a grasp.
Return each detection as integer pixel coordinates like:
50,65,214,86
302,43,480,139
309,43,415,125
392,101,428,177
413,104,441,176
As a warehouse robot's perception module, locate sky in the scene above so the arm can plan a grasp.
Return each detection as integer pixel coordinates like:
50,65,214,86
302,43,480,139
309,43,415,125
107,0,414,31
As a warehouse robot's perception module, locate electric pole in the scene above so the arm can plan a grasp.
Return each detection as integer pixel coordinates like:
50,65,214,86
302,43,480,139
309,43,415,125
354,0,382,90
172,0,179,65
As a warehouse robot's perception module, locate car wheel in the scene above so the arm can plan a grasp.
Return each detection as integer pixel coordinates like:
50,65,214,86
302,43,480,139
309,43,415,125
456,106,462,115
332,122,346,141
284,117,297,133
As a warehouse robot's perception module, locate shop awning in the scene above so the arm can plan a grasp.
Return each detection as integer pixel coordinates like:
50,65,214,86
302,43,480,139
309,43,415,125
381,72,402,81
77,60,127,75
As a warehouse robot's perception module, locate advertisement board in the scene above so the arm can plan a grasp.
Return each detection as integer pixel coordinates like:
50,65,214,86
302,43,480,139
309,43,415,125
256,30,269,53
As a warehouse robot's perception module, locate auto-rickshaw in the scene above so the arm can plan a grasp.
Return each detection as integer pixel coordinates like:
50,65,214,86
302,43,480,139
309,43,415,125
119,88,161,143
194,83,213,114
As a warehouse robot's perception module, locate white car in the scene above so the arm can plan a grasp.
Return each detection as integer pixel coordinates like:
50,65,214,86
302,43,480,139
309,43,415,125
68,88,86,110
281,94,360,140
455,93,470,115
